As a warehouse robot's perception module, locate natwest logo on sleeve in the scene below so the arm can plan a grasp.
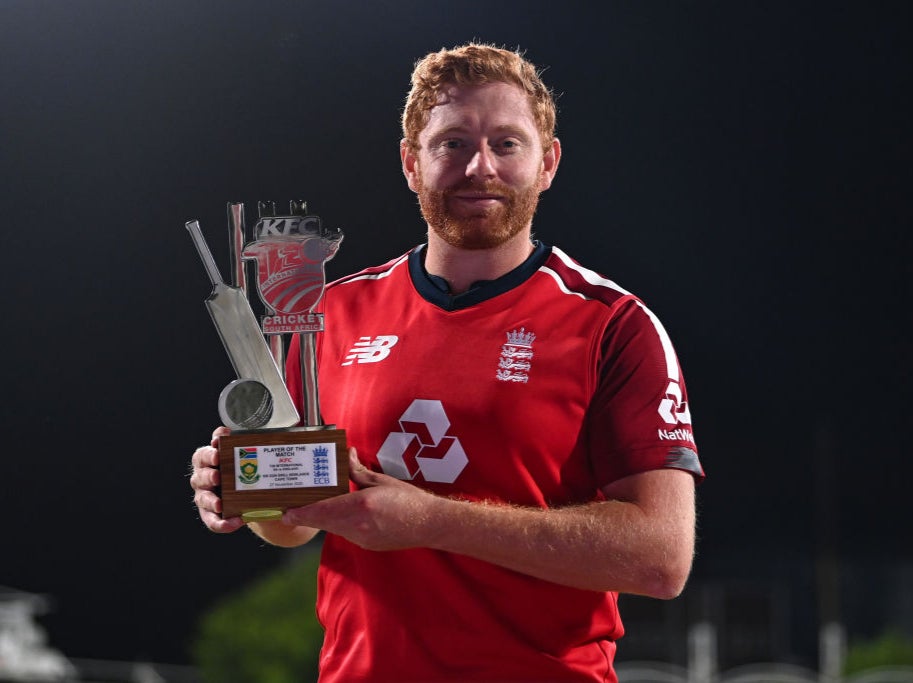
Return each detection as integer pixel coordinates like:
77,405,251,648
658,427,696,444
658,379,691,426
341,335,399,366
657,379,695,444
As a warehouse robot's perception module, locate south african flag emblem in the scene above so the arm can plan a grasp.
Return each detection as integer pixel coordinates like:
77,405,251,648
238,447,260,485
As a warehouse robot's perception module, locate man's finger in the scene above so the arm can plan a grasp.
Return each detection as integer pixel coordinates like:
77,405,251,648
190,462,220,490
194,489,223,514
192,445,218,469
200,509,245,534
211,425,231,446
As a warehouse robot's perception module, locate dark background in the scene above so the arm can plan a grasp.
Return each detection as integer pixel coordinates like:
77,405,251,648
2,0,910,668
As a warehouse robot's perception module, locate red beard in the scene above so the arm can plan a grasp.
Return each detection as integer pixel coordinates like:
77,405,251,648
415,175,541,250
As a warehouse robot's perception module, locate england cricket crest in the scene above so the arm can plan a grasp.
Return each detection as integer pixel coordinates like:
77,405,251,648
496,327,536,383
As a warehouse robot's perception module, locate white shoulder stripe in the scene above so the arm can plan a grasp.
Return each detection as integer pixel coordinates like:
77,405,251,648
337,253,409,286
539,266,589,300
550,246,632,296
635,301,680,382
546,248,679,381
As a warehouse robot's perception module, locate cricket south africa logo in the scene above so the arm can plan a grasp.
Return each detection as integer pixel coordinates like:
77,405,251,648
376,399,468,483
342,335,399,365
496,328,536,383
242,215,342,316
237,448,261,485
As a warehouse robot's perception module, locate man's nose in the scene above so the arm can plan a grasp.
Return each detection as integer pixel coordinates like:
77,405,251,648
466,144,496,179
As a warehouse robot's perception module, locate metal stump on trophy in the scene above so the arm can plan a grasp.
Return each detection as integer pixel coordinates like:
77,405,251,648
186,199,348,522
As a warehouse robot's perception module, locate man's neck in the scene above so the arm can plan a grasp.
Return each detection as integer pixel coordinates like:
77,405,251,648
424,229,535,294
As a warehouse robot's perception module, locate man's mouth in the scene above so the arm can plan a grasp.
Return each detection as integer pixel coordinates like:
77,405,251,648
451,193,504,204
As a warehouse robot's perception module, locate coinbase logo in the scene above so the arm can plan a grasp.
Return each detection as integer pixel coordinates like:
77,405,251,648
376,399,468,484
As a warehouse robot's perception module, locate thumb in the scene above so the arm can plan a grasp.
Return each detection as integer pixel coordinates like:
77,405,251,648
348,447,383,489
348,447,365,473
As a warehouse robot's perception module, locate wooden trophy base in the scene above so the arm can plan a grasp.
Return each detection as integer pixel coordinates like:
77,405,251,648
218,427,349,522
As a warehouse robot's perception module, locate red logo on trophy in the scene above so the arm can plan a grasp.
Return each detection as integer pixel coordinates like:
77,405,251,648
244,216,342,315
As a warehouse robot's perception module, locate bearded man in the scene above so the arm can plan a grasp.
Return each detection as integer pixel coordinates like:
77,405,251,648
192,43,703,683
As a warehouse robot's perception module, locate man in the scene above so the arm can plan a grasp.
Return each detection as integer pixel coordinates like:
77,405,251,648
191,43,703,682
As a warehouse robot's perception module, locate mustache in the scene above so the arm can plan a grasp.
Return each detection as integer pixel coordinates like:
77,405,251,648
442,178,515,197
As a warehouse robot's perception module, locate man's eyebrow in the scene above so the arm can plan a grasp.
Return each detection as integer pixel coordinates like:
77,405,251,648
491,124,533,138
427,125,470,141
427,124,533,141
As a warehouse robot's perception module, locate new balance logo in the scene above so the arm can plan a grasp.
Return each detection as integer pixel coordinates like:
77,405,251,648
341,335,399,366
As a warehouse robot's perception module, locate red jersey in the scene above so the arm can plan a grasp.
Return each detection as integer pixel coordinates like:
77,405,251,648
287,243,702,682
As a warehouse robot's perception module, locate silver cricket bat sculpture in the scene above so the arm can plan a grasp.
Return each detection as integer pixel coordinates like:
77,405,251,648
186,219,300,430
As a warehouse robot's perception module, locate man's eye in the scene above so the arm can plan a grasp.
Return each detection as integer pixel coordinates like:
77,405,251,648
443,139,462,149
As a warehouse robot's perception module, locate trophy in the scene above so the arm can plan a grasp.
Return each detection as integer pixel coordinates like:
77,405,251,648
186,200,348,522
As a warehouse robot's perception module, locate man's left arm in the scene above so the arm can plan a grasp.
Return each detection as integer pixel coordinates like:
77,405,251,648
284,450,696,597
437,466,696,597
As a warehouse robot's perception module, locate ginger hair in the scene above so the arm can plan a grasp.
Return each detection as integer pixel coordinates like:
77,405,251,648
402,43,557,152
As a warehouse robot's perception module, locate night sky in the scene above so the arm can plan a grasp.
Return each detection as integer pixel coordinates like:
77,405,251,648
2,0,910,667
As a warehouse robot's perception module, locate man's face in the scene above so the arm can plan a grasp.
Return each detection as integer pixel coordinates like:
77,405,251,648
402,82,560,250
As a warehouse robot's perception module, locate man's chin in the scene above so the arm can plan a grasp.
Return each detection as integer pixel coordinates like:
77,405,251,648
431,220,519,250
420,187,539,250
440,235,502,250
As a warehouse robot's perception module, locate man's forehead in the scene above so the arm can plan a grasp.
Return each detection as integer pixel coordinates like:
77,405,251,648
424,81,536,131
433,80,525,105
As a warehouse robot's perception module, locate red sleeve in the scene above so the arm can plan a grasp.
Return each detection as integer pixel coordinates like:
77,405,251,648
586,298,704,486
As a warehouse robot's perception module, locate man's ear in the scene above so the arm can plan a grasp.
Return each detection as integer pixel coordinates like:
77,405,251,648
401,139,419,193
538,137,562,191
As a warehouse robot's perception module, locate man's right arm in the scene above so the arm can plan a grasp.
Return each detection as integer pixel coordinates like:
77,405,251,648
190,426,319,547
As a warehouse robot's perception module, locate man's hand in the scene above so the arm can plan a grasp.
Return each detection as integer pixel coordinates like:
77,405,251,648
189,426,245,534
284,449,695,596
282,449,442,551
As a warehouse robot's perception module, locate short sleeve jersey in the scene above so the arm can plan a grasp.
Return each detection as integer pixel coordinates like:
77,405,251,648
286,242,702,683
